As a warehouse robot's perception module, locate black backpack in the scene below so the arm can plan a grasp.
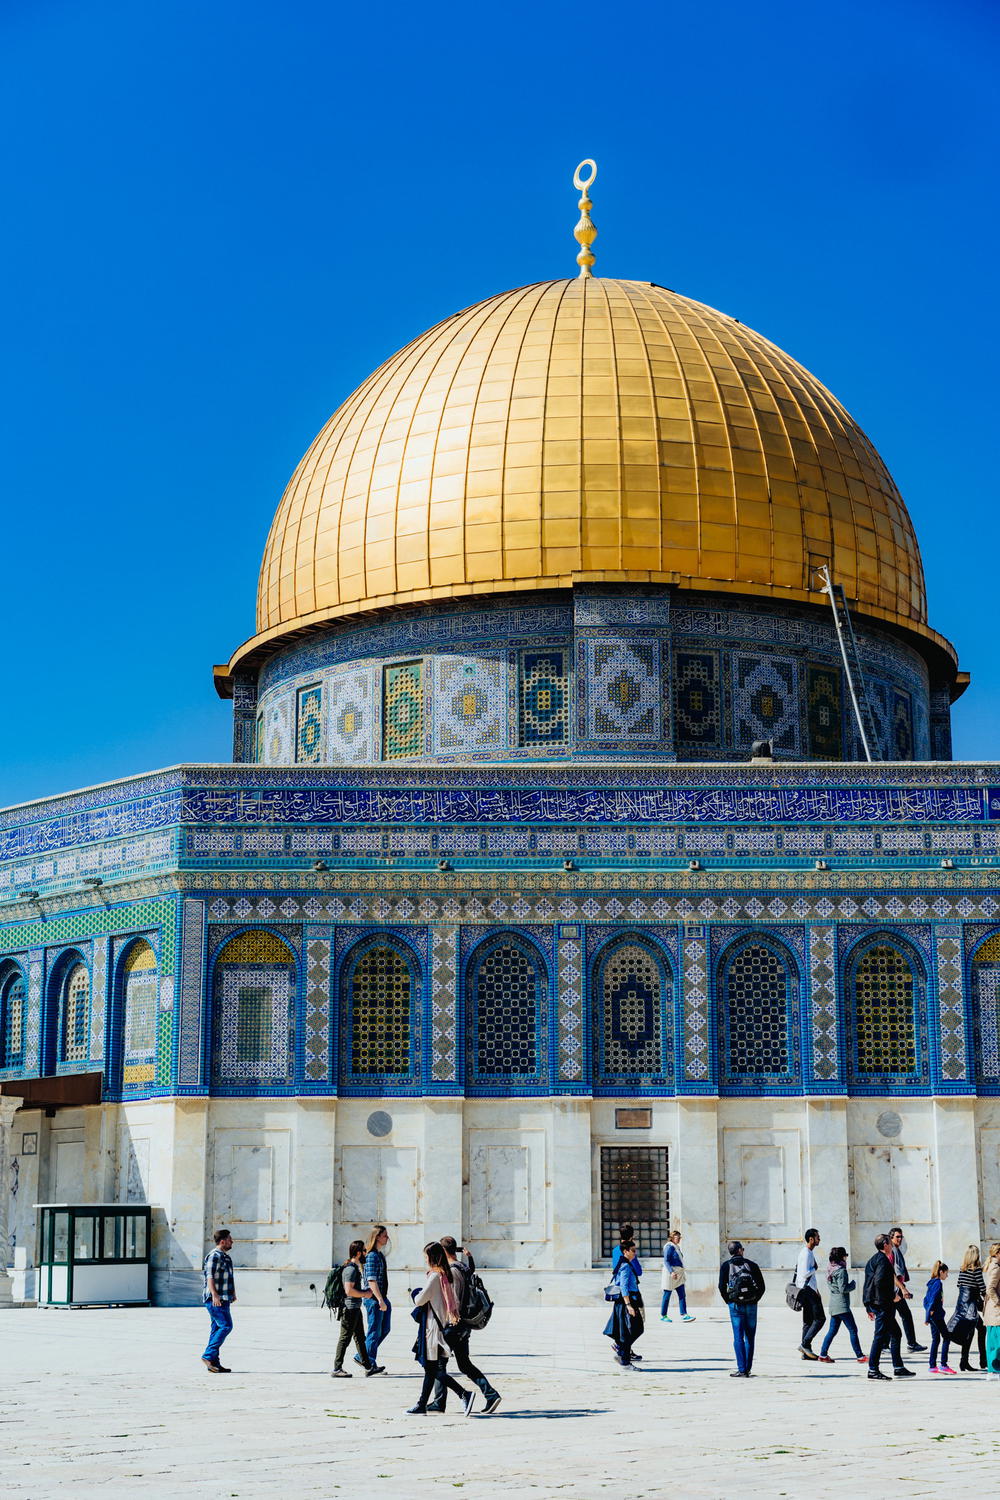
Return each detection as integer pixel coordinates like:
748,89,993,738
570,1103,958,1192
459,1266,494,1331
727,1259,760,1305
322,1264,349,1318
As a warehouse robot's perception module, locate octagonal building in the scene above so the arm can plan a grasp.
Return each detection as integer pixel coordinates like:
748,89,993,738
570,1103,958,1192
2,225,998,1307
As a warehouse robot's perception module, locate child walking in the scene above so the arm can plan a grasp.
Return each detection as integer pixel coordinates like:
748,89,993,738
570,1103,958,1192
818,1246,866,1363
925,1261,955,1373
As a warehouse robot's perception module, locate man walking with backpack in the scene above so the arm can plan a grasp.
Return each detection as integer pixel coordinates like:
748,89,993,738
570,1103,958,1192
428,1237,501,1414
718,1240,766,1377
330,1240,385,1378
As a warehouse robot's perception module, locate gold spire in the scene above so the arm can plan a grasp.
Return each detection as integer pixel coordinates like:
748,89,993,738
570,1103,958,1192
572,159,597,278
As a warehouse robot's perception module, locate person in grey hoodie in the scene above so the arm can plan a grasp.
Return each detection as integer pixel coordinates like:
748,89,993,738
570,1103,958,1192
818,1246,866,1362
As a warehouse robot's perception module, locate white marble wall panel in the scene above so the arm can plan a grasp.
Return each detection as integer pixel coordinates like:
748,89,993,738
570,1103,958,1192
468,1128,545,1242
211,1126,290,1249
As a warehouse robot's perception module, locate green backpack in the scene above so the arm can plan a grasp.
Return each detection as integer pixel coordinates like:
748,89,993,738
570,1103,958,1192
322,1264,348,1318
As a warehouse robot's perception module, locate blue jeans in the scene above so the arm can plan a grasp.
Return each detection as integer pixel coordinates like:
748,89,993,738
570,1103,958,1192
364,1297,391,1363
729,1302,758,1374
202,1301,233,1363
820,1310,864,1358
927,1310,951,1368
661,1284,688,1317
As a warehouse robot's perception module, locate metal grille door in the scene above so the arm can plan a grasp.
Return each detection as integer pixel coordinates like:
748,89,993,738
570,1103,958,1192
600,1146,670,1260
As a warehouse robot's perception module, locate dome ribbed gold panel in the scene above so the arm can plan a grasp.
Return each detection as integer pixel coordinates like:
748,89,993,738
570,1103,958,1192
255,277,928,644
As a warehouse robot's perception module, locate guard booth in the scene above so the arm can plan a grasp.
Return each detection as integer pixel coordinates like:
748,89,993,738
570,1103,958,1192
35,1204,151,1306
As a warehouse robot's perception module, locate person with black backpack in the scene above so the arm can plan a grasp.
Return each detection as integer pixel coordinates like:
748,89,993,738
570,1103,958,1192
718,1240,766,1377
427,1237,501,1414
329,1240,384,1378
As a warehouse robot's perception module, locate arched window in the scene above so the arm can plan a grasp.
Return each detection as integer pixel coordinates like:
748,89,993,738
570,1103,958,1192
594,939,668,1084
720,940,794,1080
971,932,1000,1082
345,943,413,1077
122,940,158,1088
213,931,296,1086
62,962,90,1063
852,943,917,1075
0,965,26,1069
469,936,544,1083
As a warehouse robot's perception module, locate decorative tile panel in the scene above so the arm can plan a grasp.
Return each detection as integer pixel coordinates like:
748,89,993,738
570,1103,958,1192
556,932,584,1083
262,693,293,766
933,923,967,1083
178,897,206,1087
734,654,800,755
303,924,331,1084
430,924,459,1084
296,684,324,765
681,931,710,1083
433,657,506,753
327,668,376,763
584,639,661,741
383,661,424,759
89,933,108,1062
519,650,568,746
807,924,839,1083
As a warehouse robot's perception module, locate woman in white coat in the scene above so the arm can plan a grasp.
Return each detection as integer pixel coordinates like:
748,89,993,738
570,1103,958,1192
407,1242,476,1415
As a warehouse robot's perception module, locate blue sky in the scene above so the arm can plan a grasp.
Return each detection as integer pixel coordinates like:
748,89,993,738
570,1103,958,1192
1,0,997,806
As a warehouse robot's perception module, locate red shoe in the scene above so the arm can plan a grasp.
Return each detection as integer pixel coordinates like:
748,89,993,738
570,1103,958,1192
940,1365,957,1374
817,1355,834,1364
856,1356,868,1364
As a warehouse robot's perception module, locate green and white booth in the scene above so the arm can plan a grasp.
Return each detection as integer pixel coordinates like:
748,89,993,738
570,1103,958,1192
36,1204,151,1306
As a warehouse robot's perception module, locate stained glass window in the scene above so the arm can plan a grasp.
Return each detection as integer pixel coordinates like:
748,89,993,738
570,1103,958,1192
296,684,323,764
213,930,295,1083
722,942,791,1076
62,962,90,1063
1,968,25,1068
472,938,540,1076
347,944,412,1076
599,942,663,1076
674,652,720,745
972,932,1000,1080
383,661,424,758
807,665,842,759
853,944,917,1074
519,651,568,746
123,940,158,1087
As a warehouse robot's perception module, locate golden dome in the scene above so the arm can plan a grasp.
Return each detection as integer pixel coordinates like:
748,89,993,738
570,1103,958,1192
232,277,953,676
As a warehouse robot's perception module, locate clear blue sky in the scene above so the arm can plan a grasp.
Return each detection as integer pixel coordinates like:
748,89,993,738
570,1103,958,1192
2,0,997,806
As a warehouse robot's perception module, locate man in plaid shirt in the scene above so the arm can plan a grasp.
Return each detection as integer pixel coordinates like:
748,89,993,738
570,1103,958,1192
202,1228,237,1373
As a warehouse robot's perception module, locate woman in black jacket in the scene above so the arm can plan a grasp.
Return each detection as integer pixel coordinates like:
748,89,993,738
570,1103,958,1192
948,1245,988,1371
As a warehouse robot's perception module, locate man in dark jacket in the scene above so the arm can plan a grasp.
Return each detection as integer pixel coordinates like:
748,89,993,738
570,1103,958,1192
863,1233,915,1380
718,1240,766,1377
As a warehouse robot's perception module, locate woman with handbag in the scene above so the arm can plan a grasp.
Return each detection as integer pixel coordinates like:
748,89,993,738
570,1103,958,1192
604,1239,645,1368
948,1244,988,1371
407,1242,476,1415
661,1229,695,1322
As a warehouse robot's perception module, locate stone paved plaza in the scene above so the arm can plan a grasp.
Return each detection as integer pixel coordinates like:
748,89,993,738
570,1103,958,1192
1,1304,998,1497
